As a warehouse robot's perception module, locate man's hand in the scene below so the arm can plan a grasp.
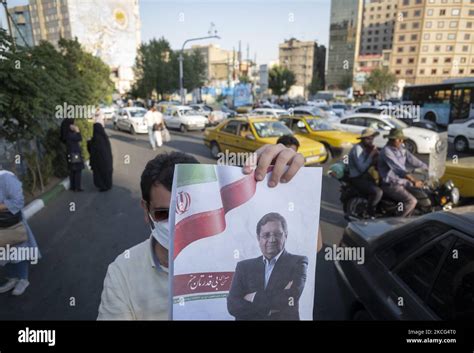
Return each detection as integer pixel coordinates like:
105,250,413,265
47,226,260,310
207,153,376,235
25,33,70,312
242,144,305,188
244,292,256,303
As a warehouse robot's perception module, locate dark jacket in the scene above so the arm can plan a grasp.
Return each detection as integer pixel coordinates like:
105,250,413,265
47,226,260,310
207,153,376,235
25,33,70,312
87,123,113,190
66,129,84,171
227,250,308,320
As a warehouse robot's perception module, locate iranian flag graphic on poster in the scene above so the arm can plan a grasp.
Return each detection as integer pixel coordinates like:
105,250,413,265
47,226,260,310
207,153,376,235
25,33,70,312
169,164,322,320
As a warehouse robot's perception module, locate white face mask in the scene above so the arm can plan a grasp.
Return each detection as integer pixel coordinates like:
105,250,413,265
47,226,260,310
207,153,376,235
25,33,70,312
149,215,170,250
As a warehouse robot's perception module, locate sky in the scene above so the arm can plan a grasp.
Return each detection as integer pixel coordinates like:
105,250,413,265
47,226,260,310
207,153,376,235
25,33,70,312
1,0,331,65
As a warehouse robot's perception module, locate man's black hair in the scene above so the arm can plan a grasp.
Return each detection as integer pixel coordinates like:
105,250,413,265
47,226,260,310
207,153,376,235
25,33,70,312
276,135,300,149
140,152,199,203
256,212,288,237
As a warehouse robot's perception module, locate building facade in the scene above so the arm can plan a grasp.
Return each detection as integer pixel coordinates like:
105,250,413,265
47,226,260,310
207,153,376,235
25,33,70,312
279,38,326,98
7,5,35,47
25,0,141,93
390,0,474,85
359,0,398,56
327,0,364,89
184,44,237,87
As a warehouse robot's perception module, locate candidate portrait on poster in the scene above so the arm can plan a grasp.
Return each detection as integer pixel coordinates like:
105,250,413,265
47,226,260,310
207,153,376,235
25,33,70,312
227,212,308,320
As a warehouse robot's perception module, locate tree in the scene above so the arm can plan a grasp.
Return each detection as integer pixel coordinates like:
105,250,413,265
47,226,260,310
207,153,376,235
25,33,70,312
132,38,207,100
268,65,296,97
238,75,250,84
182,49,206,91
339,73,353,90
307,74,323,96
363,67,396,99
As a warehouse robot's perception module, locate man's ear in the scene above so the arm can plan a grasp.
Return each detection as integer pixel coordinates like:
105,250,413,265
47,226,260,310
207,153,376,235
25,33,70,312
141,199,150,224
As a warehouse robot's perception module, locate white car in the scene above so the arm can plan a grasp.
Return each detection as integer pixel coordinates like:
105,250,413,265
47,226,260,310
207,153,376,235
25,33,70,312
330,103,349,117
114,107,148,134
333,113,440,154
291,106,339,122
100,105,116,120
307,99,328,107
448,119,474,153
164,106,208,132
251,108,289,119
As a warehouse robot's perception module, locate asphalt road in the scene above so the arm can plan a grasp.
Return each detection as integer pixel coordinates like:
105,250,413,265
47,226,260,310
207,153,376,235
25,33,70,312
0,123,361,320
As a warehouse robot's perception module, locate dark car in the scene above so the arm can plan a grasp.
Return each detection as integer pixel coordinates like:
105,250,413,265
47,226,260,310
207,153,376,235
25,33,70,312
335,206,474,320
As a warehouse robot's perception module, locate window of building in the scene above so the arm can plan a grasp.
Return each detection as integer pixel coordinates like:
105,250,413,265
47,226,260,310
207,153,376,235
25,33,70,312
445,58,452,63
427,9,434,16
424,33,430,40
452,9,460,16
433,58,439,63
447,45,454,51
414,10,421,17
426,21,432,28
395,69,401,75
435,45,441,52
438,21,445,28
406,69,414,75
465,34,471,40
422,45,429,52
413,22,420,29
408,58,415,64
399,35,406,41
400,23,407,30
403,0,409,5
421,57,427,63
440,9,446,16
459,69,464,74
411,34,418,40
398,46,404,53
448,33,456,40
396,58,403,64
432,69,437,74
450,21,458,28
436,33,443,40
443,69,450,75
467,22,473,29
420,69,425,75
460,57,467,63
462,45,469,52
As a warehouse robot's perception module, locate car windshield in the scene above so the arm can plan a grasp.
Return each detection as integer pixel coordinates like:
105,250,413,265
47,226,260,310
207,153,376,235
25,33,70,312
129,109,146,117
306,118,336,131
332,104,346,109
252,121,293,138
319,106,331,111
180,109,198,116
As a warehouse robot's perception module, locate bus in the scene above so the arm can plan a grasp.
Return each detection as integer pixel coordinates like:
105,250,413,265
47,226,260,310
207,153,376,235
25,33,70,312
402,78,474,126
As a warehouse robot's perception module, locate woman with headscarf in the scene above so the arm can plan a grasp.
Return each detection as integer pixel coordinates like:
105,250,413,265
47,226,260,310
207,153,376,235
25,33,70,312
87,123,113,192
66,122,85,192
0,169,41,296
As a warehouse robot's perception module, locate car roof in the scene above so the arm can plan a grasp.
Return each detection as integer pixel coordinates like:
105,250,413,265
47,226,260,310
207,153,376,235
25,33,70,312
341,113,388,119
348,206,474,251
225,116,284,123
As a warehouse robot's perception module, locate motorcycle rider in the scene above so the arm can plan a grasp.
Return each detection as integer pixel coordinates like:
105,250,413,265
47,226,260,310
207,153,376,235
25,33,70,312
348,128,383,218
378,128,428,217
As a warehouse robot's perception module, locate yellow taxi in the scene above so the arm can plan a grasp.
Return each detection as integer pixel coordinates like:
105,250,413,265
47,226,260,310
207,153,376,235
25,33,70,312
279,115,360,160
203,117,327,165
441,157,474,198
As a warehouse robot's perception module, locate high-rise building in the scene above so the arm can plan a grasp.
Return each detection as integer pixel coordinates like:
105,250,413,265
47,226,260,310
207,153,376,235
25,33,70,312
327,0,364,89
359,0,398,56
279,38,326,98
27,0,141,93
7,5,35,47
390,0,474,85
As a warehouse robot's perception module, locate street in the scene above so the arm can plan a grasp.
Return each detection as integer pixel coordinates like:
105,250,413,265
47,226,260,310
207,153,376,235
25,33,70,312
0,122,348,320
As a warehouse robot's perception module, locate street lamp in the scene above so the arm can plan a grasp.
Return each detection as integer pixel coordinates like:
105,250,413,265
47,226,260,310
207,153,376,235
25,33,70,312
179,29,220,104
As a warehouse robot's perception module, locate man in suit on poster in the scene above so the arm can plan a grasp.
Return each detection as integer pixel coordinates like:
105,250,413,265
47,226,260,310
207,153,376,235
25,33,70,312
227,212,308,320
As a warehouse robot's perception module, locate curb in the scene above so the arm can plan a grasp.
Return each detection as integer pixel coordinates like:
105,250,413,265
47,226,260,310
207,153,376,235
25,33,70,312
22,177,70,221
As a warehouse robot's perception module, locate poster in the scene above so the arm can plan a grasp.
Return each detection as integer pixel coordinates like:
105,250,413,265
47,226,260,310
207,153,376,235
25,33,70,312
169,165,322,320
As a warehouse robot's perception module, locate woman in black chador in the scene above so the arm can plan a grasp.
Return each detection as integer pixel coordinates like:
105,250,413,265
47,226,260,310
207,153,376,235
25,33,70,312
88,123,113,192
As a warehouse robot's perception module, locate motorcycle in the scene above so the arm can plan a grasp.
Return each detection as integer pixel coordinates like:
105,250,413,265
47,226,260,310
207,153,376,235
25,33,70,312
328,162,460,221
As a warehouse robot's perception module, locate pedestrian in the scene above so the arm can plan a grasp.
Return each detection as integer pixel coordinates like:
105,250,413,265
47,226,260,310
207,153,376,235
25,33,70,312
66,122,84,192
94,107,105,127
97,144,305,320
144,106,164,151
0,169,41,296
88,123,113,192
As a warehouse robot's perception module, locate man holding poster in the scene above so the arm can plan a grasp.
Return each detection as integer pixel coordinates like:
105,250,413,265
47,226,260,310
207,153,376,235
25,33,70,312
227,212,308,320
